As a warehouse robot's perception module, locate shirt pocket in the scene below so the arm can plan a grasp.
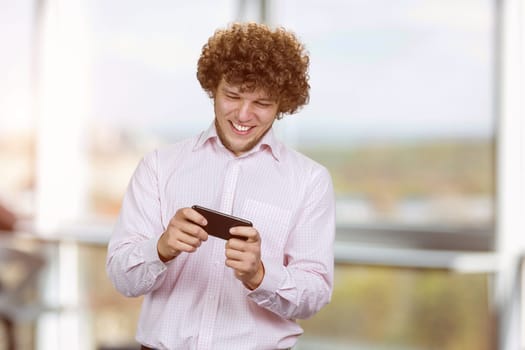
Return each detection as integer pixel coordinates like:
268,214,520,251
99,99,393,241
241,199,292,263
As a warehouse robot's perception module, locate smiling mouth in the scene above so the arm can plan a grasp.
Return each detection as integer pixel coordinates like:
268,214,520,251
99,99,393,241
231,121,252,133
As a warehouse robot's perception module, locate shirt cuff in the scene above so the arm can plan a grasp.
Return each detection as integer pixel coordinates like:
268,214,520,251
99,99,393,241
141,236,168,275
247,258,287,304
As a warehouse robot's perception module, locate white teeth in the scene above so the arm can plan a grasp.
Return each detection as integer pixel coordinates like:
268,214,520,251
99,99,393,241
232,122,250,132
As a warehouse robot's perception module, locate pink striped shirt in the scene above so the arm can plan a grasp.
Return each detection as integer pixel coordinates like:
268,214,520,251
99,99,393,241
106,123,335,350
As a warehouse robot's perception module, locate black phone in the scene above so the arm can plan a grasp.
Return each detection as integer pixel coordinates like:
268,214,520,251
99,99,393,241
191,205,252,241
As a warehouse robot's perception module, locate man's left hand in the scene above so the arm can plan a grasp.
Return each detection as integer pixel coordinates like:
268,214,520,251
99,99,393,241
225,226,264,290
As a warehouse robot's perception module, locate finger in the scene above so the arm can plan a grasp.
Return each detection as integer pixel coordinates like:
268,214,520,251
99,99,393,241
225,258,258,275
171,239,200,254
175,232,204,249
225,258,243,271
225,257,251,271
172,207,207,228
229,226,259,241
226,237,262,255
158,229,201,261
225,248,244,261
169,220,208,241
183,207,208,226
225,238,247,251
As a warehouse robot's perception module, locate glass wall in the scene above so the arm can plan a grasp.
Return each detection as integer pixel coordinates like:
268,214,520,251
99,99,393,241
86,0,237,219
0,0,498,349
0,0,496,244
85,0,496,249
76,245,494,350
272,0,495,238
0,0,36,220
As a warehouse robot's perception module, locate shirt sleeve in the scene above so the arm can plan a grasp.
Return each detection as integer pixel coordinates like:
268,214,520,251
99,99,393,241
247,166,336,320
106,150,169,297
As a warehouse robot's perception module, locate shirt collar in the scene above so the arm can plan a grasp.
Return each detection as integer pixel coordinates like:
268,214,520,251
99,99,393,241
193,121,282,161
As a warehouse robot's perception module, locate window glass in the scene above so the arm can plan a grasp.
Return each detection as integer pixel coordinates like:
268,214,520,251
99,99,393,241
272,0,495,230
0,0,35,218
86,0,236,218
0,0,495,239
76,244,494,350
298,265,493,350
85,0,496,236
24,2,497,350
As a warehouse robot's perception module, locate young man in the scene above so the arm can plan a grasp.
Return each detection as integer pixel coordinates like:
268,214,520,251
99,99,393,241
107,22,335,350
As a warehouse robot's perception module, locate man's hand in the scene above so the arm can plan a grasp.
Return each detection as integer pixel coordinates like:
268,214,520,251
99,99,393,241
225,226,264,290
157,207,208,262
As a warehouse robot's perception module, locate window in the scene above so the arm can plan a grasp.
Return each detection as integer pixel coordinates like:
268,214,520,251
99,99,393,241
0,1,500,349
25,0,496,252
272,0,496,251
0,0,35,220
298,265,494,350
86,0,237,219
82,0,497,251
81,4,498,348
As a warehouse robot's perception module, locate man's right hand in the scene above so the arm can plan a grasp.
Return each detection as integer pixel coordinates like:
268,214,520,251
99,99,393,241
157,207,209,262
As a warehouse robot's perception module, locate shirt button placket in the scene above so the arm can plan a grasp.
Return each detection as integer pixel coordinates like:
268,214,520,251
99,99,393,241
197,159,241,350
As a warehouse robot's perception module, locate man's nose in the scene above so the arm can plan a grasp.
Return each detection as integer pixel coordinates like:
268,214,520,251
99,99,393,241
238,100,254,121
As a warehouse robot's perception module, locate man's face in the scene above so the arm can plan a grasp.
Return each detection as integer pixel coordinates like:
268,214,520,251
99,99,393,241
214,80,279,157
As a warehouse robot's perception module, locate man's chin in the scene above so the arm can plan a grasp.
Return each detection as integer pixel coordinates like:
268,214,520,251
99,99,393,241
226,140,258,156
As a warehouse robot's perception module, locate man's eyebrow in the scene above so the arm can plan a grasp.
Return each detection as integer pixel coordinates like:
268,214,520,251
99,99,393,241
257,94,278,102
256,98,275,103
222,86,239,94
221,85,276,102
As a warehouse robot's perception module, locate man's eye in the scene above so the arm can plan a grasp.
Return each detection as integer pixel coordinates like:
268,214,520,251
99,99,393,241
226,94,239,99
256,102,271,107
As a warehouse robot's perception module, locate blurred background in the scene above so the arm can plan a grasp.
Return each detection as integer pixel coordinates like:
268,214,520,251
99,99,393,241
0,0,523,349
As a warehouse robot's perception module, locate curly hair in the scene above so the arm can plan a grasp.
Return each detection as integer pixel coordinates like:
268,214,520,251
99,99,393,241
197,22,310,118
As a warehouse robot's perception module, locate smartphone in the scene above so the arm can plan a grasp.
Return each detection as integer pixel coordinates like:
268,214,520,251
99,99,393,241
192,205,252,241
